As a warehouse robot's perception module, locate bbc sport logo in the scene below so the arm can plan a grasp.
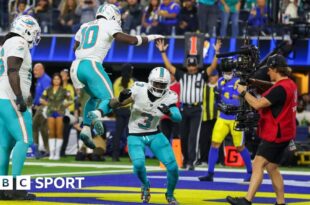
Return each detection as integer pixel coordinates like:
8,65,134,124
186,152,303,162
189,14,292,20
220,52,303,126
0,176,85,190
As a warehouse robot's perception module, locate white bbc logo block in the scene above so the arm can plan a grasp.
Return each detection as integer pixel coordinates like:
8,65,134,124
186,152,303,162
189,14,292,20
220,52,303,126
16,176,31,190
0,176,13,190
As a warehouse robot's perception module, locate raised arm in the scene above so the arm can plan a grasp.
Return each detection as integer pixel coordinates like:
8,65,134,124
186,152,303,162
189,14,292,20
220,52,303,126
206,39,222,76
156,39,176,75
113,32,164,46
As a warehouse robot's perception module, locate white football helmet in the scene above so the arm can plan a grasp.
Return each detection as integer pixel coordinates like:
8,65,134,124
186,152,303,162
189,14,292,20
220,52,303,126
96,3,121,26
148,67,171,97
10,15,41,49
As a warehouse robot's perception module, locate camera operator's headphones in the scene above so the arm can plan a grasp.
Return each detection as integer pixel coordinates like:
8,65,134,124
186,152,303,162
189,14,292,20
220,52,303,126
266,54,288,68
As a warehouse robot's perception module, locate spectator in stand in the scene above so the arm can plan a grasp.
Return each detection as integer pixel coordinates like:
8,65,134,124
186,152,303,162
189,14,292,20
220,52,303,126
121,0,143,34
300,93,310,111
40,73,73,160
75,0,99,29
112,64,135,161
247,0,268,36
33,63,51,158
34,0,52,33
160,74,181,142
197,0,219,37
141,0,160,34
60,69,75,157
296,96,310,125
10,0,34,22
158,0,181,35
220,0,241,38
176,0,198,35
107,0,122,8
57,0,79,33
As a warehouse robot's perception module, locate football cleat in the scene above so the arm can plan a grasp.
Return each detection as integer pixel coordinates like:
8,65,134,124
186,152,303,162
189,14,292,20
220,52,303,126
165,193,179,205
141,183,151,203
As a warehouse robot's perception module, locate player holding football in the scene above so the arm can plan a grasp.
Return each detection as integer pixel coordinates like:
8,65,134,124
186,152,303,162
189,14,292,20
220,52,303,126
0,15,40,200
70,3,164,149
111,67,181,204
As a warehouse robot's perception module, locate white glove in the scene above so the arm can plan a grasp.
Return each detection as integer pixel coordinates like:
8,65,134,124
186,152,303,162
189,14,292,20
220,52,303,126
146,34,165,42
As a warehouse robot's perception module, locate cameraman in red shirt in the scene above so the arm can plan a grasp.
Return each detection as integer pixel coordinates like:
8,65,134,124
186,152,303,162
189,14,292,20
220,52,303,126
227,54,297,205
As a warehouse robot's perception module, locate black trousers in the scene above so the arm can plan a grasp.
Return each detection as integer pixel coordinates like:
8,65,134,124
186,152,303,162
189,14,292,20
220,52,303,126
198,119,216,163
160,118,180,142
112,107,131,159
180,106,202,165
61,118,73,156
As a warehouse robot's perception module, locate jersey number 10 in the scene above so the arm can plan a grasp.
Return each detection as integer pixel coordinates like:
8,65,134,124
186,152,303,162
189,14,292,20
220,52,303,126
78,25,99,49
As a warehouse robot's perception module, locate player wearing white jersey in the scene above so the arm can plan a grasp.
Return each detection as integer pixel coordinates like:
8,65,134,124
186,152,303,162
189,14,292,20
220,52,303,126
112,67,182,205
70,3,164,149
0,15,40,200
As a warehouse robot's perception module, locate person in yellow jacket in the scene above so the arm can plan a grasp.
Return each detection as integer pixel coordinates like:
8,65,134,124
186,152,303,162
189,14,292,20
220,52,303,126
60,69,75,157
112,64,135,161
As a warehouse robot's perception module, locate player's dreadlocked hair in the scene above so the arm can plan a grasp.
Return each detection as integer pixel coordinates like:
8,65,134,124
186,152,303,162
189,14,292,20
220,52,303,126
0,32,20,46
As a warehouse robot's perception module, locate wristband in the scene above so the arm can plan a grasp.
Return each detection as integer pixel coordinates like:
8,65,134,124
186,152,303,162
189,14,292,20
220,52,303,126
160,50,166,53
135,35,142,46
239,90,247,97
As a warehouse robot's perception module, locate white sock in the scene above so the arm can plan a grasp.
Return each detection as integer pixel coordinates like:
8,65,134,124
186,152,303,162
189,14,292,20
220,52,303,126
81,126,91,137
48,138,56,160
54,139,63,160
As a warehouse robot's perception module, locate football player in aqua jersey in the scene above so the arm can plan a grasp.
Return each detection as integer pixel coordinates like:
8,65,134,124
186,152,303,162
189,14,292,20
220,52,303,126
70,3,164,149
111,67,181,205
0,15,40,200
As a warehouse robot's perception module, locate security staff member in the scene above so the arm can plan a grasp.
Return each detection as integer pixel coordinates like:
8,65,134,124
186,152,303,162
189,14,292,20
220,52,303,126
227,54,297,205
197,69,219,165
156,39,221,170
199,65,253,182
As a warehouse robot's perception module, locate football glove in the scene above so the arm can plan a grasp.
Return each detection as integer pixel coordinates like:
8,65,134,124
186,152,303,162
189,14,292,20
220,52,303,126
157,104,170,115
119,89,132,103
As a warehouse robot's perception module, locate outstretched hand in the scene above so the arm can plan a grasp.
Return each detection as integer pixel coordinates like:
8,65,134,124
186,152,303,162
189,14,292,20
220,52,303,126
213,39,222,54
156,39,168,52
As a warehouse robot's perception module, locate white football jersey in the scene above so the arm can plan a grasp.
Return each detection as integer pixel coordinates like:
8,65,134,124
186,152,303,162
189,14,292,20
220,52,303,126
128,82,178,134
74,18,122,63
0,36,32,100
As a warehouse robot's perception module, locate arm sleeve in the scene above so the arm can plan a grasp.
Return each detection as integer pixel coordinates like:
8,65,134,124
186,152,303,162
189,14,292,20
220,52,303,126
6,38,27,59
75,25,83,42
108,21,123,37
265,86,286,105
174,69,184,81
169,106,182,122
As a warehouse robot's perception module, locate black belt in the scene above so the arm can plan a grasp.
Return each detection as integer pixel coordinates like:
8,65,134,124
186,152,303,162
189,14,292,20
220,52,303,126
183,103,202,107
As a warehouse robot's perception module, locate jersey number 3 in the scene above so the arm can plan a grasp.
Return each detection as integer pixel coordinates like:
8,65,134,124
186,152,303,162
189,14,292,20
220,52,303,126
79,25,99,49
138,113,153,129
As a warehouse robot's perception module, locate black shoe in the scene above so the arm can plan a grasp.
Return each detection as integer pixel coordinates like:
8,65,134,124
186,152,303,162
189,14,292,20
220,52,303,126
187,164,195,171
3,190,36,200
181,162,187,169
226,196,251,205
91,154,106,161
198,173,214,182
275,203,286,205
195,160,202,166
112,157,120,162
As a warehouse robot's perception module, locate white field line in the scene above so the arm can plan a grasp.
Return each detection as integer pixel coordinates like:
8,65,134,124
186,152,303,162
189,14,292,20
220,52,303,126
21,162,310,176
26,169,133,177
149,176,310,187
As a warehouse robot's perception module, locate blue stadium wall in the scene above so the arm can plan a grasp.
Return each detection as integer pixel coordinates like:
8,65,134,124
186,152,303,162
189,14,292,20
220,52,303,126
1,35,310,67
